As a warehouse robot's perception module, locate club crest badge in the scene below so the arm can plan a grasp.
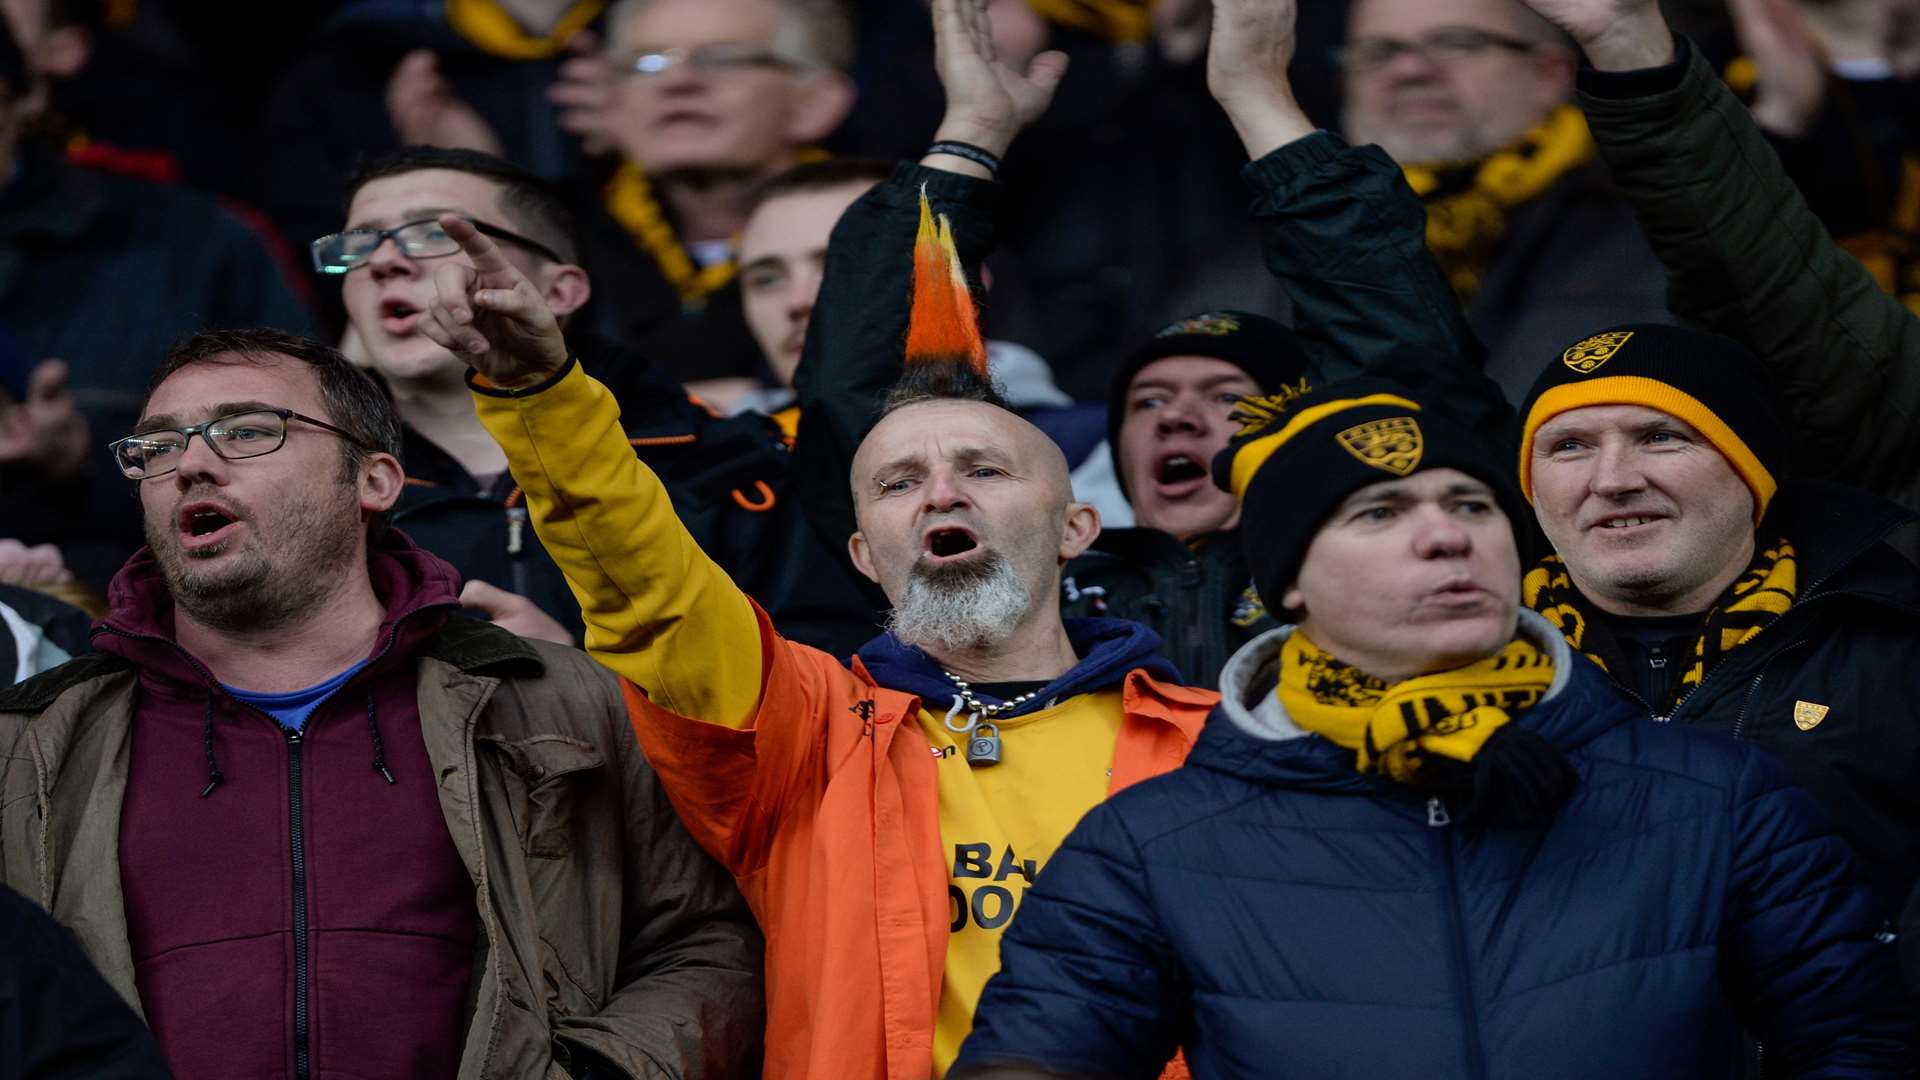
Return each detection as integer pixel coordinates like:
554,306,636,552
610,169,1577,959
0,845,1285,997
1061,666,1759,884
1792,700,1830,731
1562,331,1634,374
1336,416,1423,476
1156,312,1240,338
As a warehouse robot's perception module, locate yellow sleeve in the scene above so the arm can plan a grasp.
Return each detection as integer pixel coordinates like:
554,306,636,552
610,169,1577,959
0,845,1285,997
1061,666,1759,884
471,361,763,727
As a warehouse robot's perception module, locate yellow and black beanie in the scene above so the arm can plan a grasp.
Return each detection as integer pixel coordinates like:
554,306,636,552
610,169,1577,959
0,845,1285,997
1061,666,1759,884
1211,377,1528,608
1107,311,1310,498
1517,324,1787,523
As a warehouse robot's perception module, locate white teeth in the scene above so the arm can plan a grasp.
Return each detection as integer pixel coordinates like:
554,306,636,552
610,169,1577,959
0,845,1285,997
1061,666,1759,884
1602,516,1654,529
1166,456,1192,467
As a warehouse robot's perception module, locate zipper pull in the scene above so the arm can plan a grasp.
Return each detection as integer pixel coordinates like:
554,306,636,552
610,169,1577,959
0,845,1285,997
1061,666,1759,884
286,729,302,745
506,506,528,555
1426,796,1451,827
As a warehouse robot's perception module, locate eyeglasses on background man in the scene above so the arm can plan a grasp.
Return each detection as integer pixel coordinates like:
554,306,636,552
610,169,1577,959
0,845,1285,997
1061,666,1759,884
309,215,564,275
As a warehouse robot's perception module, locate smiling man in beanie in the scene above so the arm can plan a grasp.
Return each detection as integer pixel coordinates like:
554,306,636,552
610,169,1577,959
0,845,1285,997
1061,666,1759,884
1192,0,1920,1009
1515,324,1794,713
951,375,1910,1078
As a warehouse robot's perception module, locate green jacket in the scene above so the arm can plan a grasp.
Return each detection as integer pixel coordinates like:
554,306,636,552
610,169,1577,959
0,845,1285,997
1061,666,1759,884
1579,38,1920,513
0,619,764,1079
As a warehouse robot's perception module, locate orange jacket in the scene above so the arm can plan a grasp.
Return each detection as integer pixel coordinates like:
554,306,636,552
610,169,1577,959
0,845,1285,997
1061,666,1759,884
475,363,1215,1078
625,605,1213,1079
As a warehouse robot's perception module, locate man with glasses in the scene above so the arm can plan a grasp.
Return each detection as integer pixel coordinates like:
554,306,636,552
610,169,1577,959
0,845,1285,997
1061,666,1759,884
577,0,857,388
0,325,764,1080
1336,0,1670,397
326,144,878,655
328,146,595,645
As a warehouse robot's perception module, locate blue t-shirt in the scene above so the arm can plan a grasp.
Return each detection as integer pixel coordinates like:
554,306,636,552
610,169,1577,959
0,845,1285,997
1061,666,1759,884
224,661,369,732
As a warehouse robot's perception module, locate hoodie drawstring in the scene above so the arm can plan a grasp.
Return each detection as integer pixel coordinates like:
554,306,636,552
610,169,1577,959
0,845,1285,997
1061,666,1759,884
199,695,224,799
366,691,395,785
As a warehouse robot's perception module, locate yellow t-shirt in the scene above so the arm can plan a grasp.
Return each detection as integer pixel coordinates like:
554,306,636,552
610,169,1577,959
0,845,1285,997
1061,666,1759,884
921,689,1125,1074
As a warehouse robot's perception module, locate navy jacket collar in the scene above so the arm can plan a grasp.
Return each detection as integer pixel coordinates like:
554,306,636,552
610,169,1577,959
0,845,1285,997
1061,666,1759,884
1190,610,1640,794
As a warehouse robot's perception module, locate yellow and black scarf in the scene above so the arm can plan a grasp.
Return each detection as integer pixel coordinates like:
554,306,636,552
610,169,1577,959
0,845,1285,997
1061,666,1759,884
446,0,608,60
603,148,831,309
1522,538,1797,714
1402,104,1596,299
1026,0,1151,43
1277,632,1556,785
1721,57,1920,318
603,163,741,309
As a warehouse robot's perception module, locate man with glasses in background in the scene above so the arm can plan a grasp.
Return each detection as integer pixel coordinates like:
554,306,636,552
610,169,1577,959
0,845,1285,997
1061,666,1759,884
321,144,878,655
576,0,857,389
1336,0,1670,397
0,326,763,1080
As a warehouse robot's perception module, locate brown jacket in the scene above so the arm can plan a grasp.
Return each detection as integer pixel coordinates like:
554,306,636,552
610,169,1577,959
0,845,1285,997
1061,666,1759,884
0,618,764,1079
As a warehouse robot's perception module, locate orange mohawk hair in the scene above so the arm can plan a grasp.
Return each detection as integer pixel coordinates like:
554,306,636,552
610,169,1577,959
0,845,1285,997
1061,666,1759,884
904,188,987,376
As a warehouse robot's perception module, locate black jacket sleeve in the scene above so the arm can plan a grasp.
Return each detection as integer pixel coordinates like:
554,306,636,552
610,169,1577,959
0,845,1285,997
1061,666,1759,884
1579,37,1920,502
1243,131,1516,438
789,162,1000,561
0,884,171,1078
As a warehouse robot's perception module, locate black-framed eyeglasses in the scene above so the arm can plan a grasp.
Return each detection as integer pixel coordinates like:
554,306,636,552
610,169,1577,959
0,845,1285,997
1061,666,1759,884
623,42,798,78
309,215,565,275
1336,26,1540,72
109,408,371,480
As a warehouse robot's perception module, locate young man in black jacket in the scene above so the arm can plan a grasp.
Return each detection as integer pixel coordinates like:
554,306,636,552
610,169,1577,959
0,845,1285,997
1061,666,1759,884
1056,312,1309,685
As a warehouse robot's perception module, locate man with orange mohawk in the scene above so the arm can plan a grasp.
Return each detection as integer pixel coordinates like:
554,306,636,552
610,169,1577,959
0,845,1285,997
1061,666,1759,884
416,1,1215,1076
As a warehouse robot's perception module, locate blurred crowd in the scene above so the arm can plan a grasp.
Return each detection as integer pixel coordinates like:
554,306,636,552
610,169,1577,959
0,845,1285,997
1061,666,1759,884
0,0,1915,606
0,0,1916,1076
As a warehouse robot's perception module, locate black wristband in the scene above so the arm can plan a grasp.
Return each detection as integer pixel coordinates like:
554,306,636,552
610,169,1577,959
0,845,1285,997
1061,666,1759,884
926,140,1002,174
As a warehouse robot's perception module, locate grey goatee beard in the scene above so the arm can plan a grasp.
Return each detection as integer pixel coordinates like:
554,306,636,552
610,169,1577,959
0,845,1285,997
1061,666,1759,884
886,551,1033,653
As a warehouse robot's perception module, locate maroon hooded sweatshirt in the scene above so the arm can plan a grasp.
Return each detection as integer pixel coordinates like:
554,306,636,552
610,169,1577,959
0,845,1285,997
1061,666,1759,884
95,534,481,1080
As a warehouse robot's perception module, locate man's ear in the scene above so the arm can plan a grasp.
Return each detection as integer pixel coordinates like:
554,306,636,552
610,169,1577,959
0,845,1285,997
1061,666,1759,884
1280,584,1304,612
536,263,592,320
1058,501,1100,562
784,69,855,145
359,452,407,515
847,530,881,585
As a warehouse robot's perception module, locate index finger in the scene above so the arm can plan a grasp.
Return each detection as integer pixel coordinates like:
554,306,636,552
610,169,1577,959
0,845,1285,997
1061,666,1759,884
438,213,517,277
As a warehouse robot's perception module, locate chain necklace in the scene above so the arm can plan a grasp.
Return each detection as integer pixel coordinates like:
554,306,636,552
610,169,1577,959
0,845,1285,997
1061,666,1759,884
941,671,1041,767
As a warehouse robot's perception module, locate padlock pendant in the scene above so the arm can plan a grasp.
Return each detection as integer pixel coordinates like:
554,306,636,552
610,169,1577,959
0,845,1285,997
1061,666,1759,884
966,722,1002,766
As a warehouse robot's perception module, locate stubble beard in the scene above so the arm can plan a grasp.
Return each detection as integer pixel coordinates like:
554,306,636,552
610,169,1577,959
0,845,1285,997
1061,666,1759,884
886,551,1034,654
147,483,364,635
1345,106,1486,170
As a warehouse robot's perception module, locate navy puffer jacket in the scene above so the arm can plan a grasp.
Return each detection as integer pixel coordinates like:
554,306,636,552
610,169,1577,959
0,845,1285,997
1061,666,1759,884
955,613,1910,1079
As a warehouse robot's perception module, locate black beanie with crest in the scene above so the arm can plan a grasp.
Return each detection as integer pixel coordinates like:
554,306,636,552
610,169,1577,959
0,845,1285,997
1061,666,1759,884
1212,377,1528,608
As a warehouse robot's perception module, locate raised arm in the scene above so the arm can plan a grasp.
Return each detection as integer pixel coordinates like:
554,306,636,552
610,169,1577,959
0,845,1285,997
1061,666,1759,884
789,0,1065,556
429,216,764,728
1519,0,1920,495
1206,0,1514,435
